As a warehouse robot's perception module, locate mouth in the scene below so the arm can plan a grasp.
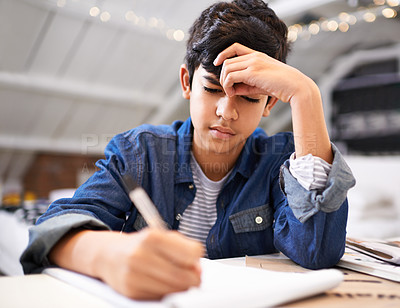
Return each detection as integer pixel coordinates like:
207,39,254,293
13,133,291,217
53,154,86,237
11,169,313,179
209,126,236,139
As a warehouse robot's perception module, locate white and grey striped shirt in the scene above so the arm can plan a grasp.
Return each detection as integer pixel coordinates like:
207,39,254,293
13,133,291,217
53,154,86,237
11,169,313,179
178,153,231,248
289,153,332,191
178,152,332,249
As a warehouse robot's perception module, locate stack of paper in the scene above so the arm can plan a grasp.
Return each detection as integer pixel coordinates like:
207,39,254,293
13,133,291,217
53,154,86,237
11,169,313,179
337,237,400,282
346,237,400,264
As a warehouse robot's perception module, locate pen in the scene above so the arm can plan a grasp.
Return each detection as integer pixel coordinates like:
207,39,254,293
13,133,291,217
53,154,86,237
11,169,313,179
129,187,167,230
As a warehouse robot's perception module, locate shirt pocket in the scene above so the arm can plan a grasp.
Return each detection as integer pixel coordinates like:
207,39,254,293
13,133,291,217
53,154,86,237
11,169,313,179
229,204,273,233
228,204,276,255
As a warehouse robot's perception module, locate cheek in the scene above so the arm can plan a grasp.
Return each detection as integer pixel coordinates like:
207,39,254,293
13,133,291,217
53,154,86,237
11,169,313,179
190,95,215,118
238,106,265,130
190,100,211,130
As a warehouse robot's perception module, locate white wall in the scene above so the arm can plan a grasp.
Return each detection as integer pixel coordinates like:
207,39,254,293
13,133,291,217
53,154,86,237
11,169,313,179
345,155,400,239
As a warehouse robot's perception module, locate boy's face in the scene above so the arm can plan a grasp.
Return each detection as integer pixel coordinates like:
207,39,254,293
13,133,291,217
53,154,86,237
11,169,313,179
180,65,276,159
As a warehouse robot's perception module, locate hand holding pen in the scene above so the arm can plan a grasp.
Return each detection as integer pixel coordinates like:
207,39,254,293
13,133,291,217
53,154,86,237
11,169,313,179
49,182,204,301
129,187,168,230
123,185,204,298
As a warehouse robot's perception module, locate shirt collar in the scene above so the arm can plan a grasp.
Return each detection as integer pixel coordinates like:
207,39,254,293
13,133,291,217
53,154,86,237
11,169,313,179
175,117,194,183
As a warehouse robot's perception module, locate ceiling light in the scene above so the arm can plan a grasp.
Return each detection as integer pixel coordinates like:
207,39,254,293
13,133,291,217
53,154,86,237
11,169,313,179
338,22,350,32
166,29,175,40
287,30,298,42
100,11,111,22
125,11,136,22
89,6,100,17
363,12,376,22
308,23,320,35
382,7,397,17
57,0,66,8
338,12,349,21
386,0,400,7
347,15,357,25
327,20,339,31
173,30,185,42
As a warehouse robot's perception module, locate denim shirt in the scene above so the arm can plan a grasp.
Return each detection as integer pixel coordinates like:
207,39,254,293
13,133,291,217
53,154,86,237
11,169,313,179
21,118,355,273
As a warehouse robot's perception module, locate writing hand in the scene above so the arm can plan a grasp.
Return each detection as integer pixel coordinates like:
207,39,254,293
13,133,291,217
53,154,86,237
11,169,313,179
50,229,204,300
96,229,204,300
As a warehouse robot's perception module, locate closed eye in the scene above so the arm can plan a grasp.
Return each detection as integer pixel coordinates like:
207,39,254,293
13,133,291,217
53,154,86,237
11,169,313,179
203,86,223,94
241,96,260,103
204,86,260,103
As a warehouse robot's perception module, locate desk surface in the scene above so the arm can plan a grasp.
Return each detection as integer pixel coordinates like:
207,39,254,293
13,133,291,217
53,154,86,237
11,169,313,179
246,255,400,308
0,256,399,308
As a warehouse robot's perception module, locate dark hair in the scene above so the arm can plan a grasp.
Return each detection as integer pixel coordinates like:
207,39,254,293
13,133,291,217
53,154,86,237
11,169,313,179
185,0,290,86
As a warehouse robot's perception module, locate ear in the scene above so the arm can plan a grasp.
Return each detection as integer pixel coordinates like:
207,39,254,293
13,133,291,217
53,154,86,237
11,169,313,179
179,64,191,100
262,97,279,117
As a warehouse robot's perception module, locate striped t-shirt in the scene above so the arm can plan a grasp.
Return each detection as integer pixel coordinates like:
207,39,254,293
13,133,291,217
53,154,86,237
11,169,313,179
178,153,231,248
288,153,332,191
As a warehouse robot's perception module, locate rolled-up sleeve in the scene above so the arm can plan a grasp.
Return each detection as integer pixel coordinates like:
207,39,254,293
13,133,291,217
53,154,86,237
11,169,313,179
20,133,140,274
20,213,109,274
279,143,356,223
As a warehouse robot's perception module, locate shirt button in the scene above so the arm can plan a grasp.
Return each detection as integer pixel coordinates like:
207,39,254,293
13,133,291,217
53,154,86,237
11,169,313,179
188,184,194,190
255,216,263,224
176,214,182,221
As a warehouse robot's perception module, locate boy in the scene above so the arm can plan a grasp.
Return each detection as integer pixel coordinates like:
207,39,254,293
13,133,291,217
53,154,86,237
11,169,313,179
21,0,355,300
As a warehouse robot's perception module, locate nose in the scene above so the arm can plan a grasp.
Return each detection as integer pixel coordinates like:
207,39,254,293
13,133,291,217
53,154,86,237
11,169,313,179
216,97,238,121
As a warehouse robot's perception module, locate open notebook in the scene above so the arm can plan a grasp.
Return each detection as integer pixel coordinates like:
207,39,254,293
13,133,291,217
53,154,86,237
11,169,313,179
44,258,343,308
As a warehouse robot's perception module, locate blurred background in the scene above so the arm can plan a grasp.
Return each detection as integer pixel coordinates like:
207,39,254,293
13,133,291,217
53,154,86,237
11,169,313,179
0,0,399,275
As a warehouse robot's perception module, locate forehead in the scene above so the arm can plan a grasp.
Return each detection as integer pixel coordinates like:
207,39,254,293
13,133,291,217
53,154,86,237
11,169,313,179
195,66,221,86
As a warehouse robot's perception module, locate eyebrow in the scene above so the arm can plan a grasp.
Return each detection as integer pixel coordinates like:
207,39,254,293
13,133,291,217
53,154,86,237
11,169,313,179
203,75,221,87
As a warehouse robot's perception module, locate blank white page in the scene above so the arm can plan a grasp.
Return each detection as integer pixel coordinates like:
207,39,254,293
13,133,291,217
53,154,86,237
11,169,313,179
44,258,343,308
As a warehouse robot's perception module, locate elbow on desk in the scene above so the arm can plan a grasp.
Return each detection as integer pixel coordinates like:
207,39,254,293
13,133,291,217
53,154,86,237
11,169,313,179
295,245,345,270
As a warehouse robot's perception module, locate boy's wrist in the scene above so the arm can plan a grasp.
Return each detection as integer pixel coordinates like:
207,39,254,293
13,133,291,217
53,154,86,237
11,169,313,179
289,76,321,107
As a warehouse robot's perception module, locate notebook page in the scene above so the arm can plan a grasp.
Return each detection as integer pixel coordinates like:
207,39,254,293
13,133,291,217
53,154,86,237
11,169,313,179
44,258,343,308
44,267,164,308
164,258,343,308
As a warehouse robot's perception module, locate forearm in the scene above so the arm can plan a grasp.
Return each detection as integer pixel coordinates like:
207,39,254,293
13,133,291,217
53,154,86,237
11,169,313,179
49,229,109,279
290,77,333,163
275,144,356,268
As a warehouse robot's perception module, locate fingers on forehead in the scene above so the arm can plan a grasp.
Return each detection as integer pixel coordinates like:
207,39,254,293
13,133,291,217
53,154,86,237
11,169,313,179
215,43,251,65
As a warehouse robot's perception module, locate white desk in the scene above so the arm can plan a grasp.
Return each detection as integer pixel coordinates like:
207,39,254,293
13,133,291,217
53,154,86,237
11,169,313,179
0,273,112,308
